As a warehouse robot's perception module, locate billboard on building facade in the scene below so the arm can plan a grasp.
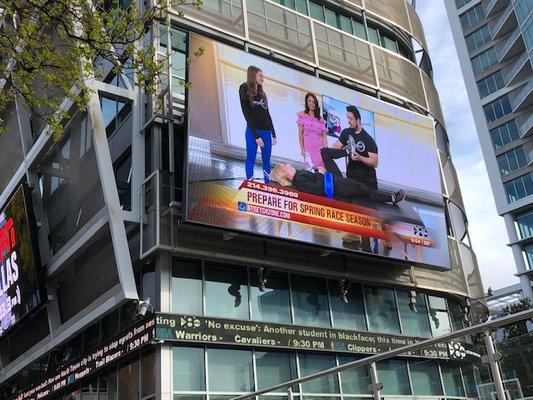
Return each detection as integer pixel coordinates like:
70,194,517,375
0,184,44,338
186,34,450,270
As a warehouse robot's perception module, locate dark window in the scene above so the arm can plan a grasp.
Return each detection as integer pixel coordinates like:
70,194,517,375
460,4,486,30
291,275,330,327
477,71,505,98
483,95,512,123
113,147,132,210
490,120,520,148
497,146,527,175
516,210,533,239
456,0,473,8
364,287,400,334
465,25,492,51
505,173,533,202
205,263,249,319
471,47,498,75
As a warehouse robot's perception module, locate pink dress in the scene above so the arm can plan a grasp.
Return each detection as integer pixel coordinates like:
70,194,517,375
297,112,327,168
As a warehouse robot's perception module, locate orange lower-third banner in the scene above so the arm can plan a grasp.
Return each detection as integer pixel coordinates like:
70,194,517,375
236,181,389,239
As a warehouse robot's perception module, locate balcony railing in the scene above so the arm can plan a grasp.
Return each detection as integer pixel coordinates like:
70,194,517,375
179,0,444,122
489,2,517,40
496,27,526,63
518,112,533,139
510,79,533,112
503,52,531,86
484,0,507,18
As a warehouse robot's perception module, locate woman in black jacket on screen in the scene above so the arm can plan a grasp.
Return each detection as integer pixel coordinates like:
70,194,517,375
239,65,277,183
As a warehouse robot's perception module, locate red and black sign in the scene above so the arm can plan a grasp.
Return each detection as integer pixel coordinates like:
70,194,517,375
0,184,44,339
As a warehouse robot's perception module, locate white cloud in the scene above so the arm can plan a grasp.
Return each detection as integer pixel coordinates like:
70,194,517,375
417,1,519,290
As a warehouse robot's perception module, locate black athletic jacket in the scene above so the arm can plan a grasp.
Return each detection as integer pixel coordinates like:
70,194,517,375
239,83,276,139
292,170,324,196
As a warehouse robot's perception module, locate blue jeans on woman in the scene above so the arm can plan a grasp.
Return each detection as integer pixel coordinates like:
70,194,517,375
245,127,272,183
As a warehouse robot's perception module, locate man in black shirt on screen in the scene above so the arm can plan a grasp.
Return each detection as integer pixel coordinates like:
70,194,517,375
320,105,379,190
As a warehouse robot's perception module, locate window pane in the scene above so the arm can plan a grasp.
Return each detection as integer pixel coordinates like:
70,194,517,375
114,147,132,211
376,359,411,395
99,370,118,400
428,296,451,337
118,358,140,399
309,1,324,21
448,301,464,331
295,0,308,14
338,356,370,394
353,20,366,39
250,271,291,324
173,347,205,391
397,290,431,337
462,364,481,397
208,349,253,392
298,354,339,393
172,260,202,315
441,361,465,397
367,27,380,45
329,281,367,331
409,360,443,395
339,15,352,34
364,287,400,334
141,351,156,397
292,276,330,327
255,351,297,389
205,263,249,319
324,8,337,27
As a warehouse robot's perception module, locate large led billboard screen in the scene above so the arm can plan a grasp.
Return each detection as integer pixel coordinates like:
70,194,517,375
0,184,44,338
186,34,450,269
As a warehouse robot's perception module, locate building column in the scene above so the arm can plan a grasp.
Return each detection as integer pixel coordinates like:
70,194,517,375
503,214,533,301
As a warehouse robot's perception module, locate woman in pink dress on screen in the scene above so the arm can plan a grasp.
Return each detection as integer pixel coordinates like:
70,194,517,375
297,93,327,170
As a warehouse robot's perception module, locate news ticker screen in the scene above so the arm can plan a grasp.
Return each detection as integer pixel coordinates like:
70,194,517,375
186,33,450,270
0,184,44,339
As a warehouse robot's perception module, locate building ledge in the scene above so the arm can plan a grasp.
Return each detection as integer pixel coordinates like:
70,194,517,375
496,28,526,63
489,2,517,40
484,0,507,18
503,52,531,86
515,269,533,277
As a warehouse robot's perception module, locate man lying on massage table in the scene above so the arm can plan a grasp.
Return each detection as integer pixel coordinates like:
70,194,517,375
270,164,405,205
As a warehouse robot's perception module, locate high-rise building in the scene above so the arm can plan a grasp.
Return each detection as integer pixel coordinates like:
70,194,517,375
0,1,488,399
444,0,533,301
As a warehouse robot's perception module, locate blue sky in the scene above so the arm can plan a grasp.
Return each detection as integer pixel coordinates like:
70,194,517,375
416,1,518,290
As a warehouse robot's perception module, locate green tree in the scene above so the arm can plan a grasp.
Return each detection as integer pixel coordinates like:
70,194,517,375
0,0,201,135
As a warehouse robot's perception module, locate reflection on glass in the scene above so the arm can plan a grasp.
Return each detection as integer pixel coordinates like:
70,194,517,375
329,282,367,331
98,370,118,400
255,351,297,389
461,364,481,398
376,359,411,395
397,290,431,337
441,361,465,397
172,260,202,315
173,347,205,391
208,349,253,392
292,276,330,327
250,271,291,324
409,360,443,395
141,351,156,397
428,296,451,337
299,353,339,393
205,263,249,319
448,301,464,331
80,380,97,399
118,358,140,399
364,287,400,334
338,356,370,394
